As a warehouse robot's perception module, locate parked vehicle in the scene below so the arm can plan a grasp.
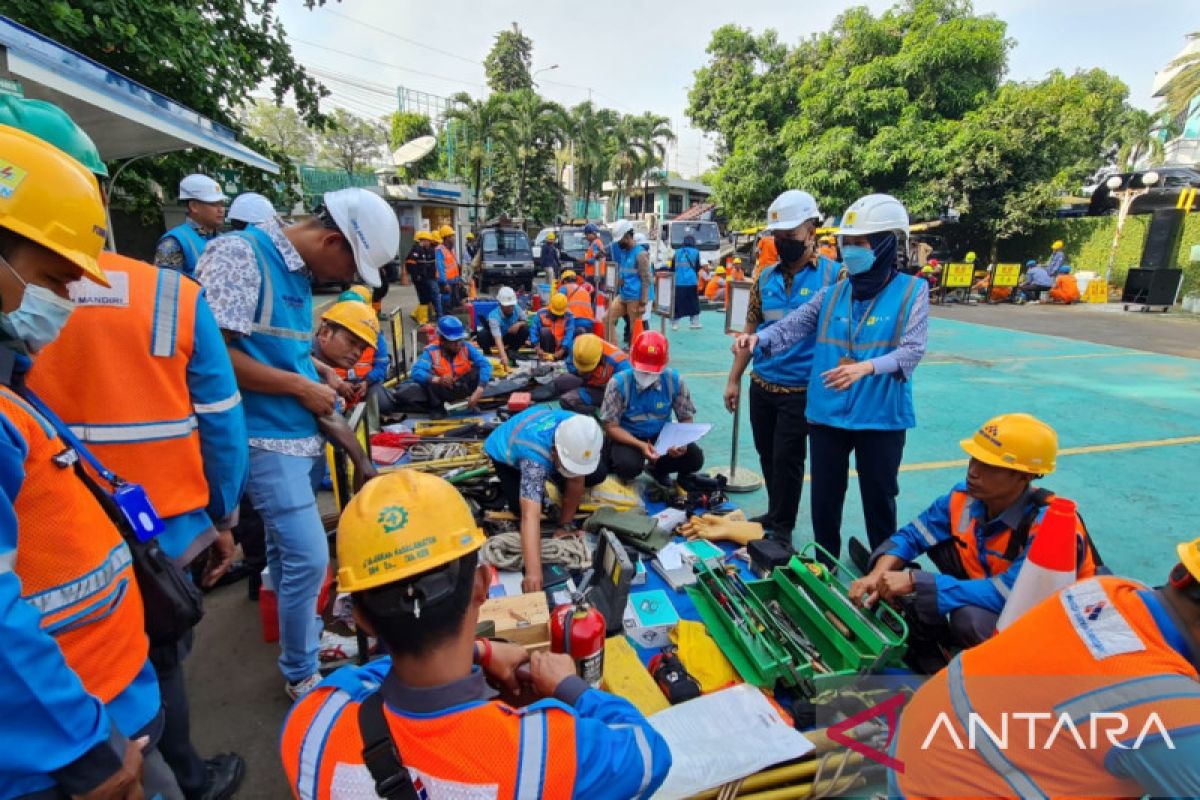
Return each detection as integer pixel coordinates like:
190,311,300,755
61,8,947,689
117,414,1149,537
654,220,721,268
478,225,536,292
532,225,613,263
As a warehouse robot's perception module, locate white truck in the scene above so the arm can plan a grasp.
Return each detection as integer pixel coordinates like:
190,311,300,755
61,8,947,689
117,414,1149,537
652,220,723,269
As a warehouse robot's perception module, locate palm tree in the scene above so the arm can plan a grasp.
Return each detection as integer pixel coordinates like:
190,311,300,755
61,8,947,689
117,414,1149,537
607,117,646,219
495,89,569,220
1161,37,1200,121
445,92,511,222
568,101,620,217
627,113,676,221
1116,109,1167,170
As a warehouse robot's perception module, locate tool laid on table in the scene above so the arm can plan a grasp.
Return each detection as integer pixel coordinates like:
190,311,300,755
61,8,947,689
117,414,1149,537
649,647,702,704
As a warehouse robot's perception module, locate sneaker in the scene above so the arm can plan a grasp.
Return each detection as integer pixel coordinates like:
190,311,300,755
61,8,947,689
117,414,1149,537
319,630,359,664
689,321,702,329
285,673,322,701
671,322,679,331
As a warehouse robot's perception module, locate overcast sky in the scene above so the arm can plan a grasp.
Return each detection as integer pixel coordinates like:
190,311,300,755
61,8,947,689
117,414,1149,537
276,0,1197,176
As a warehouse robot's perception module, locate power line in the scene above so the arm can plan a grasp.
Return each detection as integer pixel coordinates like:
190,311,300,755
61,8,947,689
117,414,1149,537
317,8,485,67
290,37,486,90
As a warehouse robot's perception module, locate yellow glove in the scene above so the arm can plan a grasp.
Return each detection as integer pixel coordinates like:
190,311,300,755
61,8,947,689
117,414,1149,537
678,513,764,545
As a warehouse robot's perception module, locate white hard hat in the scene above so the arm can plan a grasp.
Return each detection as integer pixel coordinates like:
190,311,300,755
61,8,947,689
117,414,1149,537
496,286,518,306
227,192,276,225
766,190,821,231
554,415,603,477
634,231,648,245
837,194,910,239
179,174,227,203
323,188,400,288
611,219,634,242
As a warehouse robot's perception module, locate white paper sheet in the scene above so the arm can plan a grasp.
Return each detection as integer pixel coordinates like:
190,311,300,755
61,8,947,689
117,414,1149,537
654,422,713,456
655,542,686,571
649,684,815,799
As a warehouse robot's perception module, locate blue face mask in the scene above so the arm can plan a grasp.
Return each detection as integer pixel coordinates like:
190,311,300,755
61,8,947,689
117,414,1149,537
841,245,875,275
2,256,75,352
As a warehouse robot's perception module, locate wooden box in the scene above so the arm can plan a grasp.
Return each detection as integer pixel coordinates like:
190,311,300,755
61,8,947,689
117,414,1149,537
479,592,551,652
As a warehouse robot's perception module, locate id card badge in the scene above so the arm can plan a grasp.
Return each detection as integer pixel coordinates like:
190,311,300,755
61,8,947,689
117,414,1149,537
112,482,165,542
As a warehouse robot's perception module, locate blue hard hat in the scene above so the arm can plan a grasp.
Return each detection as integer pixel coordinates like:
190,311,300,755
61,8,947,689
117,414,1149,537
1025,259,1037,267
437,316,468,341
583,223,598,235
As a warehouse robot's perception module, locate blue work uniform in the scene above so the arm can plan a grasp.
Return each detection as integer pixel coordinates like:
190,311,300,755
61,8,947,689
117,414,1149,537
752,256,839,388
671,246,701,287
157,221,213,277
409,342,492,387
612,242,646,302
484,407,576,471
610,367,683,439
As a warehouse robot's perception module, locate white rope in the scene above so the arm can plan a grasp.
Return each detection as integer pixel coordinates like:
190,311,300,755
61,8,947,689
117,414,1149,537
479,530,590,571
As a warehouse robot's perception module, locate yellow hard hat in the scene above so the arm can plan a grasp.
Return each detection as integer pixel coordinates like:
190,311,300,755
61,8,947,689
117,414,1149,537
1052,240,1064,250
546,231,557,242
573,333,604,372
348,285,372,304
336,469,485,593
549,292,568,315
414,230,433,243
0,125,108,287
559,269,577,281
438,225,455,239
466,231,475,239
965,251,977,263
1177,537,1200,583
733,257,743,265
960,413,1057,475
322,300,380,346
715,266,726,275
432,231,444,244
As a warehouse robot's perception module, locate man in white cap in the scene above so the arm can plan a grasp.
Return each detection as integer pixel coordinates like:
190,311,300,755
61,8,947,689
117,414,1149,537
156,173,228,277
195,188,400,699
226,191,277,231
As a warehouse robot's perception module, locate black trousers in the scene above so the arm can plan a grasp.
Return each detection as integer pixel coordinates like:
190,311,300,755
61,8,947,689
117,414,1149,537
379,371,480,414
808,423,906,559
492,458,607,516
607,439,704,483
552,374,604,414
477,324,528,356
537,328,566,354
151,631,206,797
748,382,809,540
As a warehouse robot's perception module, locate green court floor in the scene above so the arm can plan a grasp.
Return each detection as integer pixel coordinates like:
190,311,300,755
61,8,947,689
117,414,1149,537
662,308,1200,583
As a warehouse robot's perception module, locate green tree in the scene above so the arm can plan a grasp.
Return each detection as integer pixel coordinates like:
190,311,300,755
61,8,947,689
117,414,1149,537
568,101,620,214
627,112,676,219
1160,35,1200,121
493,90,569,220
5,0,328,215
446,93,512,220
710,121,788,227
317,109,386,175
607,117,645,218
1114,108,1168,170
484,22,533,93
939,69,1129,256
243,100,314,163
387,111,438,180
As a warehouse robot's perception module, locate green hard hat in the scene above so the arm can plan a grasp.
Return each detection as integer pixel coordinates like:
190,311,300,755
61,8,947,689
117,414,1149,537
0,95,109,178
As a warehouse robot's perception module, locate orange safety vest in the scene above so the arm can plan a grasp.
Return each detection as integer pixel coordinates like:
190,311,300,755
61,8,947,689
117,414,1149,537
281,687,578,800
439,244,460,282
896,576,1200,798
584,340,628,389
946,490,1097,582
727,266,745,282
537,309,570,348
335,345,376,383
426,344,473,380
0,388,148,703
756,235,777,269
584,239,606,278
1050,274,1080,304
564,283,595,321
705,277,725,300
29,252,210,519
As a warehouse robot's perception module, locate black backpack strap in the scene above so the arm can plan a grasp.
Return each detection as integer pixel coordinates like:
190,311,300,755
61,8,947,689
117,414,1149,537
358,692,418,800
1002,488,1054,563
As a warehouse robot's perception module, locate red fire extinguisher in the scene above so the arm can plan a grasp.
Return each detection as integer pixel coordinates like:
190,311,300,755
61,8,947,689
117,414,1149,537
550,594,606,688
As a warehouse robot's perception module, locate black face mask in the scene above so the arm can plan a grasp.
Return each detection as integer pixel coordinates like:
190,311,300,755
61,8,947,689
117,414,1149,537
777,237,810,266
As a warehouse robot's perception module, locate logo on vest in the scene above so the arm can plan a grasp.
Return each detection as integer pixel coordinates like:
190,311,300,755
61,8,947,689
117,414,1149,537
1083,601,1107,621
69,271,129,307
377,505,409,533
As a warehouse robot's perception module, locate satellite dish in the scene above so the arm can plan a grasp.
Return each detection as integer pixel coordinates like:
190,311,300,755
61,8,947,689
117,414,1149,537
392,135,437,167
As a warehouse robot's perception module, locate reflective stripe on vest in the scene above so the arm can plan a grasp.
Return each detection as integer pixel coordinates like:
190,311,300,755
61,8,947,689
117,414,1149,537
161,223,209,276
587,348,628,389
428,346,472,380
912,516,939,547
585,240,605,277
615,243,643,300
25,543,132,617
69,416,198,444
246,235,311,341
1054,674,1200,723
753,259,837,387
298,691,353,800
0,550,14,575
619,370,679,439
947,656,1047,799
440,245,460,281
815,277,918,352
485,407,562,469
151,267,182,357
515,711,547,799
566,286,595,320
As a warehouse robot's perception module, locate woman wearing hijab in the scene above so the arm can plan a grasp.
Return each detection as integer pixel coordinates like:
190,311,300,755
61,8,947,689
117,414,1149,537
670,234,702,330
732,194,929,560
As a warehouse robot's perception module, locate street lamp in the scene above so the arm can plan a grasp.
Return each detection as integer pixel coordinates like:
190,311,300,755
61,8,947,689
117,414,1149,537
1105,171,1160,280
532,64,559,87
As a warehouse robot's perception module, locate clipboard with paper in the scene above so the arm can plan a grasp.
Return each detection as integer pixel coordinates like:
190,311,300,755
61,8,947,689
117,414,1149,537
654,422,712,456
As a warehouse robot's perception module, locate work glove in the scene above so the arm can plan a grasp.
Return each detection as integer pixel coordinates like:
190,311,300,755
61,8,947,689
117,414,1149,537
678,512,763,545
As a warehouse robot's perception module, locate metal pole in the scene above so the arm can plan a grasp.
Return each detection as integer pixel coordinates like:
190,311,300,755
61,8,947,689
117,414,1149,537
729,388,741,476
104,149,178,251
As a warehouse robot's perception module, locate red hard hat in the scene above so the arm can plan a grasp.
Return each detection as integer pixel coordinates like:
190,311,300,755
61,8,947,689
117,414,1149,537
630,331,669,373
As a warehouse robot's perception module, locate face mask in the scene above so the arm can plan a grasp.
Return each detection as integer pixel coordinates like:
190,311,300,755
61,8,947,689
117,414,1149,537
634,370,659,389
2,258,75,352
776,237,810,265
841,245,875,276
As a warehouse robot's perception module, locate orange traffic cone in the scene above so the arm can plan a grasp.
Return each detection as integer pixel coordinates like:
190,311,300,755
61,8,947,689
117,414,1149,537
594,293,608,341
996,497,1079,632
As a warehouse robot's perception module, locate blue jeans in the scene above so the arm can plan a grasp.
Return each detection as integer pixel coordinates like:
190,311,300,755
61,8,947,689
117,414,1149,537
246,448,327,682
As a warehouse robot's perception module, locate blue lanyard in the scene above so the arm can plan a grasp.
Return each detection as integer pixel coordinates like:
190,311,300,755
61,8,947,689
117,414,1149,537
18,386,123,486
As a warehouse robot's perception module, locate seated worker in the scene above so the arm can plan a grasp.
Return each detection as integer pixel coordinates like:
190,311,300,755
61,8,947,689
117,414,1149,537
485,409,606,592
558,269,596,334
314,298,384,407
892,537,1200,800
531,291,576,360
556,333,630,414
1016,259,1053,303
280,470,671,799
696,262,713,295
477,285,528,365
329,288,389,400
849,413,1099,649
1049,272,1080,304
704,265,727,303
817,234,838,261
601,331,704,485
382,316,491,415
